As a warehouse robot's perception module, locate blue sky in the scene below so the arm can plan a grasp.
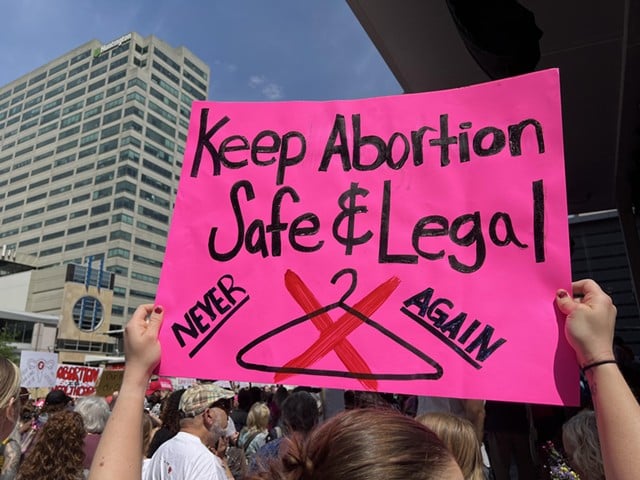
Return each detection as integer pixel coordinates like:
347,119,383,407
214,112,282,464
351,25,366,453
0,0,401,101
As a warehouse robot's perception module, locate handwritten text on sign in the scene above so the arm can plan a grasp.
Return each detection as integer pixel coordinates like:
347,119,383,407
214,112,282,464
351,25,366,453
156,70,576,405
55,365,102,397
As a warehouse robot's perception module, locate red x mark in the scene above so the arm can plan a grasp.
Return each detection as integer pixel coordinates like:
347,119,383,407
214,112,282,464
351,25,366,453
274,271,400,389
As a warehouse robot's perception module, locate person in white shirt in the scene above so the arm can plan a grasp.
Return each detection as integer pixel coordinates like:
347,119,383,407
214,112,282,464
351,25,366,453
145,383,235,480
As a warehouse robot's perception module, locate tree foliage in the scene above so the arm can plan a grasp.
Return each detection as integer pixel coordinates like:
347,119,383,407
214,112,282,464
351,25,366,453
0,329,19,363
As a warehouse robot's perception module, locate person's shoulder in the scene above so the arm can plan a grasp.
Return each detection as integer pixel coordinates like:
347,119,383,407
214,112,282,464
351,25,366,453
259,437,283,457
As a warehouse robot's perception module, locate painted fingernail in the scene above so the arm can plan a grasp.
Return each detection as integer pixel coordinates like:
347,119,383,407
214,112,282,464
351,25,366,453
557,290,568,298
154,306,163,314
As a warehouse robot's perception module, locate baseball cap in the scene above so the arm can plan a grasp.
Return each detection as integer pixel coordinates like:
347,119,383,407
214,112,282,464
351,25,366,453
145,377,174,396
179,384,234,418
45,389,72,406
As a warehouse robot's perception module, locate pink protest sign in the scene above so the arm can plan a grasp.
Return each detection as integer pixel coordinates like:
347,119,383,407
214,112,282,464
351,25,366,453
156,69,576,405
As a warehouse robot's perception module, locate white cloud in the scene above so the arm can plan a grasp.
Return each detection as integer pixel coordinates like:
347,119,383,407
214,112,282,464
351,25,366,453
261,82,283,100
248,74,283,99
248,75,266,88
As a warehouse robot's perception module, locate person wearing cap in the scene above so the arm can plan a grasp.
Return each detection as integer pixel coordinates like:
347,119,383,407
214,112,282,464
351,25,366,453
145,378,173,417
144,383,234,480
42,390,72,413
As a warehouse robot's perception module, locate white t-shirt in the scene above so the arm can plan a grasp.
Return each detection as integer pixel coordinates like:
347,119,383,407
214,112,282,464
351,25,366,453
145,431,227,480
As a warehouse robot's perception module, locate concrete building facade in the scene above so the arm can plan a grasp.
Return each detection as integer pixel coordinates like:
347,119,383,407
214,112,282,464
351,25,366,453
0,32,209,330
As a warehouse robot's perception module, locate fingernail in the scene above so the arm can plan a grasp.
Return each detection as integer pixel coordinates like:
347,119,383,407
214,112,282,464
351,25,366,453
557,290,568,299
154,306,163,314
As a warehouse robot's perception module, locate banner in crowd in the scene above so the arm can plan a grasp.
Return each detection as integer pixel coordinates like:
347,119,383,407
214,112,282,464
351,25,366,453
156,69,576,405
55,365,102,397
19,351,58,388
95,369,125,397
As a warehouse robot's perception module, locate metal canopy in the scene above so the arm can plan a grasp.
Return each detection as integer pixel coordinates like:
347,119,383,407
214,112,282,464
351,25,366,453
347,0,640,216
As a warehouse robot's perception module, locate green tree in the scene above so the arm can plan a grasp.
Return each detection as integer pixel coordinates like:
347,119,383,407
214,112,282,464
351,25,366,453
0,329,19,363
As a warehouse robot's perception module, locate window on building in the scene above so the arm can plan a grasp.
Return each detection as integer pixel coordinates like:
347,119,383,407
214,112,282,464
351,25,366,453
91,203,111,216
86,92,104,105
113,196,135,211
136,220,167,237
67,225,87,235
69,209,88,219
137,205,168,224
149,87,177,110
96,156,116,169
115,180,136,195
72,296,104,331
112,212,134,225
90,65,108,79
108,248,130,259
110,230,132,241
66,241,85,251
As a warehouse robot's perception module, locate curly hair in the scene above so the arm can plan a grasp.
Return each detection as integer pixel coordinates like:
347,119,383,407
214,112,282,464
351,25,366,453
562,410,604,480
249,408,460,480
17,410,86,480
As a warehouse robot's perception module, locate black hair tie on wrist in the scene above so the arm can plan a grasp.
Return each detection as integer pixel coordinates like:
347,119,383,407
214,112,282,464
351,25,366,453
581,359,617,374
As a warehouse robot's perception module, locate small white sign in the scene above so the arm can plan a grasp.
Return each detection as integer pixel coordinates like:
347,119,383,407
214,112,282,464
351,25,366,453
20,351,58,388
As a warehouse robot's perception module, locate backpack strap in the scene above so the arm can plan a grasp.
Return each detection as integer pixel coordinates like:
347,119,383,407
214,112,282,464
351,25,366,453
241,430,261,452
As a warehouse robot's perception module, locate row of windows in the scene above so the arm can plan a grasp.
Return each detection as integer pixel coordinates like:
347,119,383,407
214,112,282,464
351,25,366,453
0,43,154,111
0,68,126,120
14,220,169,256
184,57,208,82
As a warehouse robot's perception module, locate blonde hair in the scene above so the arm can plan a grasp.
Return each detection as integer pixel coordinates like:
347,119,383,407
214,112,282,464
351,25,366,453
417,412,484,480
246,402,270,432
562,410,604,480
0,356,20,409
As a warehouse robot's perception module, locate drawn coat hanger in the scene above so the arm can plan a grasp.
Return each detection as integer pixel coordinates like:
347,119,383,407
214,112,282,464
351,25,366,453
236,268,443,389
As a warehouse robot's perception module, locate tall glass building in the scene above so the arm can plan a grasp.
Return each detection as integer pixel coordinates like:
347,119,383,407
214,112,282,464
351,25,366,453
0,32,209,329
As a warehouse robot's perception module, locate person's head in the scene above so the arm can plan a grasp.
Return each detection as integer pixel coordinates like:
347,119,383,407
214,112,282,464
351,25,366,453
416,412,484,480
178,384,234,445
42,389,72,414
280,391,319,435
266,408,462,480
343,390,356,410
247,402,270,432
146,377,173,403
237,388,252,411
562,410,604,480
274,386,289,406
159,388,186,435
353,391,392,409
74,396,110,434
0,356,21,440
17,410,86,480
249,386,263,406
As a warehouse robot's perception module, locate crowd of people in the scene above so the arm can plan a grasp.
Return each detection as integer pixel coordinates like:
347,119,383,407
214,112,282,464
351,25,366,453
1,280,639,479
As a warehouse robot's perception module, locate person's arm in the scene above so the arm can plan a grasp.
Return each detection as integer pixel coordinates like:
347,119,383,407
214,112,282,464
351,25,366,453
88,304,163,480
556,279,640,480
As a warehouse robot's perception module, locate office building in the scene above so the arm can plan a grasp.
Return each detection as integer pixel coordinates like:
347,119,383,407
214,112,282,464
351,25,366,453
0,32,210,340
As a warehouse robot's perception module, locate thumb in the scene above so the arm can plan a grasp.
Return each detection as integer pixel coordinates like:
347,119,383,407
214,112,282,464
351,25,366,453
555,289,578,316
148,305,164,336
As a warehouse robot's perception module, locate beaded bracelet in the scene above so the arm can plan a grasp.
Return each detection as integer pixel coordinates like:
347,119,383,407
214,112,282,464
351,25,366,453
581,359,617,374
